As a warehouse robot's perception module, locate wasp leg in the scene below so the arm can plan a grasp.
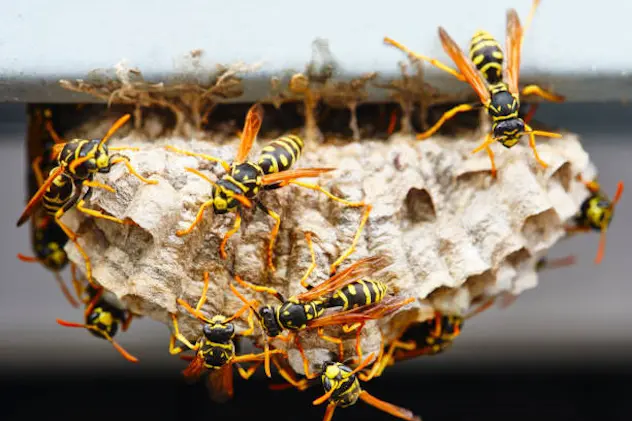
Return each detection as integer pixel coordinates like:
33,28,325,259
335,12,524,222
300,232,317,289
358,390,421,421
383,37,466,82
241,307,255,336
574,174,601,194
76,195,131,227
234,361,263,380
471,133,497,178
387,109,398,136
164,145,231,172
109,155,158,185
233,274,286,303
121,313,134,332
317,327,344,362
44,119,65,144
416,103,476,140
70,264,90,305
109,146,140,152
233,349,285,379
32,156,45,187
54,189,96,287
270,353,310,391
523,124,548,169
339,322,366,364
294,334,319,379
255,201,281,272
220,213,242,260
53,271,79,308
169,313,200,355
176,199,215,237
194,271,211,312
358,333,388,381
523,103,539,125
322,402,337,421
82,180,116,193
284,180,371,275
521,85,565,103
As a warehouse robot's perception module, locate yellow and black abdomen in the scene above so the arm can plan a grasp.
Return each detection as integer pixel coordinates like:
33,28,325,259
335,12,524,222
41,171,75,217
257,135,304,175
200,340,234,369
326,279,388,311
397,313,463,356
32,216,69,271
469,30,504,85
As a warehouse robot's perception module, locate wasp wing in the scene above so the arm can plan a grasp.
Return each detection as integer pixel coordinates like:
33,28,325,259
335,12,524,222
17,165,65,227
261,168,336,185
438,27,491,104
295,255,392,302
306,296,415,329
181,353,206,383
505,9,524,96
206,365,234,403
234,104,264,164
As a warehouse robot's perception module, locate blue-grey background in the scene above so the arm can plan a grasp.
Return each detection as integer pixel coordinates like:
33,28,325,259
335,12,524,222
0,102,630,375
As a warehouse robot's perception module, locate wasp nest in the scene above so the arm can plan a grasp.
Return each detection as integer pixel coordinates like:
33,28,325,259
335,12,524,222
61,110,592,375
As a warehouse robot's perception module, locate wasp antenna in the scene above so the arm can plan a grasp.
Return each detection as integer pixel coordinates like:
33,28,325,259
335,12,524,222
595,226,608,265
56,319,88,329
106,333,139,363
350,352,376,376
99,114,132,148
611,181,625,207
313,384,336,406
17,253,40,263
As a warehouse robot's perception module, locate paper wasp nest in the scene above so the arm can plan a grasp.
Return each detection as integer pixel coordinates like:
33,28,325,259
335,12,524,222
61,111,593,374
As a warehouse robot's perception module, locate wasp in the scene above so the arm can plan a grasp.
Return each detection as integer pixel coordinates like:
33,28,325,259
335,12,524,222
168,271,288,403
18,106,86,307
536,254,576,272
56,284,138,363
231,241,413,379
16,113,158,286
566,175,624,264
17,216,82,307
365,298,498,379
165,103,371,274
312,354,421,421
384,0,564,177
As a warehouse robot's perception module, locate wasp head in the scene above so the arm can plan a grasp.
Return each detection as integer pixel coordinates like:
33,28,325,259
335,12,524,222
258,305,282,337
585,196,614,231
203,317,235,343
86,305,120,340
94,142,112,172
493,118,525,148
213,179,243,214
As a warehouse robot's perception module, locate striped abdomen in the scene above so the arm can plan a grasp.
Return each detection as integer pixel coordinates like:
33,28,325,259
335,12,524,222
326,280,388,311
257,135,304,175
200,339,234,369
469,30,504,85
42,171,74,217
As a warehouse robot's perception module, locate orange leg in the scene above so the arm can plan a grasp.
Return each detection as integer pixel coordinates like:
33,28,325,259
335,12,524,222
220,214,242,260
358,390,421,421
